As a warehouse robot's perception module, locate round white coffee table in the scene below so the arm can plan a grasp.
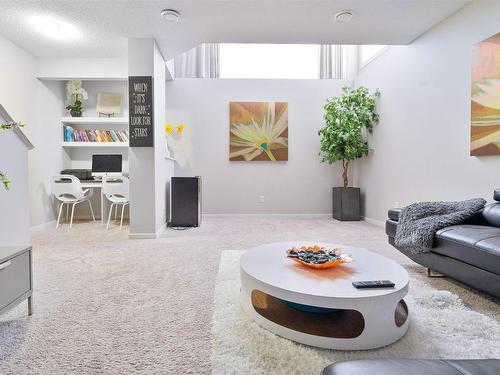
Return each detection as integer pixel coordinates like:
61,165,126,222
240,242,410,350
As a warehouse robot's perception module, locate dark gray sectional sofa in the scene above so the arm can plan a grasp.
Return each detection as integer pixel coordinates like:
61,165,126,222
322,359,500,375
386,191,500,298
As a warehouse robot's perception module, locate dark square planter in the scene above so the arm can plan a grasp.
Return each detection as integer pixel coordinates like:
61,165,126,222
332,187,360,221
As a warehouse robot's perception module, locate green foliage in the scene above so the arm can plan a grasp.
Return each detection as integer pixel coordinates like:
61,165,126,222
0,122,25,190
66,99,82,112
0,171,10,190
318,86,380,187
0,122,24,130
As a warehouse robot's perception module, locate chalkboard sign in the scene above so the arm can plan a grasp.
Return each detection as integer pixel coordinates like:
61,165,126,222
129,76,154,147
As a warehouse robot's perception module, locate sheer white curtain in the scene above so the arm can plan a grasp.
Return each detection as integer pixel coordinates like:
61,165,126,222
174,43,220,78
319,45,344,79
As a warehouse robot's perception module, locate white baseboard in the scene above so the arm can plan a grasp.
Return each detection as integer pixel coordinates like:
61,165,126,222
128,222,167,239
30,220,56,230
128,232,157,239
362,216,385,227
202,213,331,219
156,222,167,237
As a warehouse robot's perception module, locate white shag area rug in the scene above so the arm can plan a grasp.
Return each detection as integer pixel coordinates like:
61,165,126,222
211,251,500,375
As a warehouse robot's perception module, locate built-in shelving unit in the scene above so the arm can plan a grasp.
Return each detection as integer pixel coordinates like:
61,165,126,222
62,117,129,148
58,79,130,175
62,141,129,148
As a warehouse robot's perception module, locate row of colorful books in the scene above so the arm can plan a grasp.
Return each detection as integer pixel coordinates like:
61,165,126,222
64,126,129,143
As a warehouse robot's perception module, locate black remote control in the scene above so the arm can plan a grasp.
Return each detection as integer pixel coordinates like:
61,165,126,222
352,280,395,289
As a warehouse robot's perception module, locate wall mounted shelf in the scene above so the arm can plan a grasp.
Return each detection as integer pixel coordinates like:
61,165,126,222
62,142,129,148
61,117,128,126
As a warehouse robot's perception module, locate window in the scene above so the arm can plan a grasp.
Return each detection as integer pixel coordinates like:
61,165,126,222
219,44,319,79
359,45,387,68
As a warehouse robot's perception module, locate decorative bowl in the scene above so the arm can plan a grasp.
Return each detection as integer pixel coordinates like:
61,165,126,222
285,245,352,270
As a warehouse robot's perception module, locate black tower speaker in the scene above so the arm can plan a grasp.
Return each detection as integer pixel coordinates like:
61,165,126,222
171,177,201,227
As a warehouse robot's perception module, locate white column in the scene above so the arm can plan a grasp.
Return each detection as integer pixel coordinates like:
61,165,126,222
128,38,171,238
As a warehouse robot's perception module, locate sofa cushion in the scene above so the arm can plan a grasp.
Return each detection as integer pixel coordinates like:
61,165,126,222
475,236,500,256
435,225,500,274
480,203,500,227
494,189,500,202
385,219,397,237
321,359,500,375
436,225,500,245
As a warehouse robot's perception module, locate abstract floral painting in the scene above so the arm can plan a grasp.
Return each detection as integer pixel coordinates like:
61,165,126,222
471,32,500,156
229,101,288,161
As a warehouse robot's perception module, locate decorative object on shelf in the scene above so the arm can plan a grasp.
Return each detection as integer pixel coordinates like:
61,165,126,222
285,245,352,269
229,101,288,161
97,92,122,117
65,80,88,117
319,86,379,221
471,32,500,156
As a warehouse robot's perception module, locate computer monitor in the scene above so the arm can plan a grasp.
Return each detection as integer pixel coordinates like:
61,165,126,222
92,154,122,177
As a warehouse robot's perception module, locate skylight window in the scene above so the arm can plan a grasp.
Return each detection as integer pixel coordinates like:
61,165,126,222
359,45,387,68
219,44,319,79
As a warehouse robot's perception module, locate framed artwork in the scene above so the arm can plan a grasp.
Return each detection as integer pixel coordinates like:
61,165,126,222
229,101,288,161
471,32,500,156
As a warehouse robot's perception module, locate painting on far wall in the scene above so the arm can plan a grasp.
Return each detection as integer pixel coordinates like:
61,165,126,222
229,101,288,161
471,32,500,156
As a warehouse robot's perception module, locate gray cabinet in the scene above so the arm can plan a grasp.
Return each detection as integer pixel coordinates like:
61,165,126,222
0,246,33,316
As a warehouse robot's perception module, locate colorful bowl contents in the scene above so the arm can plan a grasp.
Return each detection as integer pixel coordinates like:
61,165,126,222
285,245,352,269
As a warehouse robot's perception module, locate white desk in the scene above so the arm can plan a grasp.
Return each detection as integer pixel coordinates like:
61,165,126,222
80,181,106,224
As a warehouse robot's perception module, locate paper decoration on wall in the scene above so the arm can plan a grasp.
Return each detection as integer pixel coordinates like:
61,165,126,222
165,123,185,136
229,101,288,161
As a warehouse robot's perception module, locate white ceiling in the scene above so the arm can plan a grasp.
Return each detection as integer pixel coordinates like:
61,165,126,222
0,0,470,60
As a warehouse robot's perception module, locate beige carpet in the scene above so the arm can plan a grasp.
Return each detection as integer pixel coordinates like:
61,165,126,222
0,217,496,374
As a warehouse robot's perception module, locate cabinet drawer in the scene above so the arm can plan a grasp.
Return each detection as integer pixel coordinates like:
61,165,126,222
0,251,30,311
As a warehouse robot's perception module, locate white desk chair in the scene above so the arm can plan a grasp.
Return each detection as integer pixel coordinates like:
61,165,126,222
52,175,95,229
102,175,129,230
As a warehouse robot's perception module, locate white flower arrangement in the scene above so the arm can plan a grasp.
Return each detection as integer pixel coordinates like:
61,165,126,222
67,80,88,100
66,80,88,115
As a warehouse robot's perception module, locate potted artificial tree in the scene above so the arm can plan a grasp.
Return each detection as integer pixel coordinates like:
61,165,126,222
319,86,379,221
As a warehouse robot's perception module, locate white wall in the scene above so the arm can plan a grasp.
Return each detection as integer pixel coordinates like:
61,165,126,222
165,79,348,215
153,43,173,229
354,0,500,222
0,34,64,229
0,34,35,241
36,58,128,80
0,130,30,246
30,80,67,225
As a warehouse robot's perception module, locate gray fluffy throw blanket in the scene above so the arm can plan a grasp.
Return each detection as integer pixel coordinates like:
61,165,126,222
395,198,486,254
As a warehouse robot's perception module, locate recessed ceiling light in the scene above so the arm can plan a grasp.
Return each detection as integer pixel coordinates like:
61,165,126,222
335,11,353,23
29,15,79,40
161,9,181,22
